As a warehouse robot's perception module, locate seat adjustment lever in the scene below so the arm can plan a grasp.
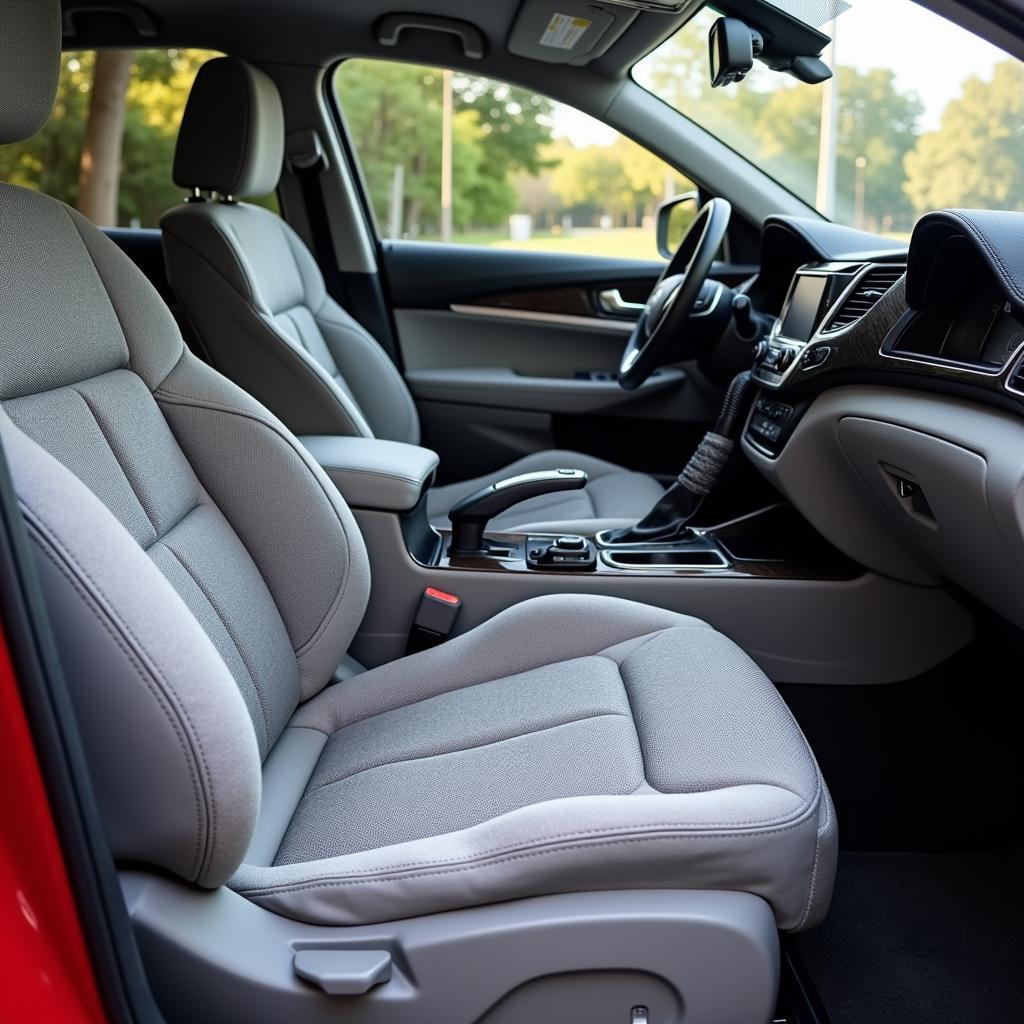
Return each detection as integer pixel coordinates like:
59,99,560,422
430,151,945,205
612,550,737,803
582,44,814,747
293,949,392,995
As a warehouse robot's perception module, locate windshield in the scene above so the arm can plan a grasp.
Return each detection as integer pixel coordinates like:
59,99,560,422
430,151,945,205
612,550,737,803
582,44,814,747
634,0,1023,236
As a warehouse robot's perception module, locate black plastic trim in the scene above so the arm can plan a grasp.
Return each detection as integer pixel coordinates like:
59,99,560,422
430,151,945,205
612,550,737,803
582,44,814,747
382,240,664,308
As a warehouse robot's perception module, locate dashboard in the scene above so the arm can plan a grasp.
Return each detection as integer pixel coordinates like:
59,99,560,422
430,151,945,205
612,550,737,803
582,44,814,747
738,209,1024,630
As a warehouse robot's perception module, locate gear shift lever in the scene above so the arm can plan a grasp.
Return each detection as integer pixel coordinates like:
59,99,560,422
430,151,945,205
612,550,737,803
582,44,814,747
603,371,756,546
448,469,587,556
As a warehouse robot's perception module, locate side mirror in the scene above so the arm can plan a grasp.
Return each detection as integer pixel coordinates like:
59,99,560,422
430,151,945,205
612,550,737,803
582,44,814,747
656,192,698,259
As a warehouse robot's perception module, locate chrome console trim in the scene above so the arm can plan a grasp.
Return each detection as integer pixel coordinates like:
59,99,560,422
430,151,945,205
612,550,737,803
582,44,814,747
599,547,729,571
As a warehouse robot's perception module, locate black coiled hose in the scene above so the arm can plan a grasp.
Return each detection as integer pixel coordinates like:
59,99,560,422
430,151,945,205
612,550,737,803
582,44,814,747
603,371,757,545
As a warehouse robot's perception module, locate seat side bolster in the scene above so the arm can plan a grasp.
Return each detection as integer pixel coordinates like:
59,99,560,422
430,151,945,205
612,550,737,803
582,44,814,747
0,409,260,886
161,211,374,438
272,220,420,445
231,783,820,929
155,352,371,701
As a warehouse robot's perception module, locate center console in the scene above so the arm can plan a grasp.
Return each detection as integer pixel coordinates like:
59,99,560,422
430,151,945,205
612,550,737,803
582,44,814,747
751,262,866,389
437,504,856,581
298,425,965,689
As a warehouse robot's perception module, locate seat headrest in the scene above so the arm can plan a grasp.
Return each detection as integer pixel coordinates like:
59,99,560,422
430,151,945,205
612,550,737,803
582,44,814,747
0,0,61,144
173,57,284,198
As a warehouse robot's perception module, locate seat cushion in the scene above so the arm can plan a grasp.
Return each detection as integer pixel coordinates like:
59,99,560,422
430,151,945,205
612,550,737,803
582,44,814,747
231,594,836,932
426,450,665,533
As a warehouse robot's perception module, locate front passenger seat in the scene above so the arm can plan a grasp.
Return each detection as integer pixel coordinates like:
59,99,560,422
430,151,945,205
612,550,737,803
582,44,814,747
160,57,667,534
1,10,835,1019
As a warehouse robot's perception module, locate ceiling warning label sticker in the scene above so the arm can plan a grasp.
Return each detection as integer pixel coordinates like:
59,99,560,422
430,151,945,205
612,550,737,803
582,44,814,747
540,13,591,49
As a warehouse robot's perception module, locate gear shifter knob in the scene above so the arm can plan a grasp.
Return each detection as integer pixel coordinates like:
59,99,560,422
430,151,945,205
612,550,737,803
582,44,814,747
448,469,587,556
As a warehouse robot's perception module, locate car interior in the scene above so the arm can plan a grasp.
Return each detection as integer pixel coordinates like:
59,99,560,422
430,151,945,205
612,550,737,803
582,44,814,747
0,0,1022,1022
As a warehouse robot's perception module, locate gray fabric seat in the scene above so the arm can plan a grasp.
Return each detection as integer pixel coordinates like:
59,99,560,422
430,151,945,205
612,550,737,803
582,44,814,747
0,3,835,937
236,594,835,930
160,56,663,533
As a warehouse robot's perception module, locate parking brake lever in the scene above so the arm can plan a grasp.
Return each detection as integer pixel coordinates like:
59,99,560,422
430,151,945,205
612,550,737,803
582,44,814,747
448,469,587,556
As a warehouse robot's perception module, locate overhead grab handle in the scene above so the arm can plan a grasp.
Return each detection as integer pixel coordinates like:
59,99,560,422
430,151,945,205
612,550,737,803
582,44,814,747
62,1,158,38
376,13,486,59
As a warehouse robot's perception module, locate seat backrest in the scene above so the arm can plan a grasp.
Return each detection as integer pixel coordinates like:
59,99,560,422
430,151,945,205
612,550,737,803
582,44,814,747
0,7,370,889
161,57,420,445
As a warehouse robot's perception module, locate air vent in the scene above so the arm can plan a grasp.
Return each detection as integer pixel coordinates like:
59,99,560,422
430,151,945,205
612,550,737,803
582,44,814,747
824,264,906,331
1007,353,1024,396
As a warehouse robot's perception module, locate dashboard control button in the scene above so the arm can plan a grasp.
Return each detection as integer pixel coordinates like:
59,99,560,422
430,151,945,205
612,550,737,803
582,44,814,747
554,535,587,551
802,345,831,369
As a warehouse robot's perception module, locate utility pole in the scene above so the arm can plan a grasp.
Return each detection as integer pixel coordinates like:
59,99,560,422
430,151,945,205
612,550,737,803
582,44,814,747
854,155,867,229
815,20,839,219
440,68,453,242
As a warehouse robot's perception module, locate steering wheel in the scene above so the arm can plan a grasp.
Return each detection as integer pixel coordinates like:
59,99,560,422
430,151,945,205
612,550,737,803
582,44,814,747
618,197,732,390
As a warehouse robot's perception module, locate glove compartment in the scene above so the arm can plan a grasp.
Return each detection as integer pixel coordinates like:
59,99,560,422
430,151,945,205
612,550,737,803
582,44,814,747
836,412,1024,629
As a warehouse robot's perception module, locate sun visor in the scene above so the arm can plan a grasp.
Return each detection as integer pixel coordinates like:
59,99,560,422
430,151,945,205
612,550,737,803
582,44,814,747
508,1,637,65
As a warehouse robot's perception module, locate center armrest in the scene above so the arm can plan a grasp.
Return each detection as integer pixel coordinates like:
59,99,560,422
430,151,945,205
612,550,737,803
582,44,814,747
299,436,440,512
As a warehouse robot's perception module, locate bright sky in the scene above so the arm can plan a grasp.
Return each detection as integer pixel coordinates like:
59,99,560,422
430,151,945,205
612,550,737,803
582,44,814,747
552,0,1013,145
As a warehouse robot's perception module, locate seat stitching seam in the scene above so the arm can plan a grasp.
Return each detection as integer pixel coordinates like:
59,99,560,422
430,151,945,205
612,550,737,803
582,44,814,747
239,797,819,895
598,630,671,665
158,541,272,753
142,500,204,553
300,647,666,732
298,628,712,733
306,712,632,794
24,511,209,878
606,657,652,791
263,786,813,881
70,384,160,537
62,205,134,372
795,773,830,930
318,466,421,485
258,323,370,437
944,211,1024,306
313,303,418,441
165,220,256,303
153,389,356,657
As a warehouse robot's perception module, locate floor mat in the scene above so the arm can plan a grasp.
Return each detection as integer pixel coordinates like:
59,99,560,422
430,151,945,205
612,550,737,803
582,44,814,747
794,849,1024,1024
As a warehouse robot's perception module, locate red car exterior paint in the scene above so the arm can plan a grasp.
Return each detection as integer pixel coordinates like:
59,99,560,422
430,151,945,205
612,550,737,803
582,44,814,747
0,625,105,1023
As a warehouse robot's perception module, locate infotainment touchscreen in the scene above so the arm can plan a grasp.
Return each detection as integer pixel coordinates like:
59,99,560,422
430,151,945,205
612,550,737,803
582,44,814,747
779,275,829,343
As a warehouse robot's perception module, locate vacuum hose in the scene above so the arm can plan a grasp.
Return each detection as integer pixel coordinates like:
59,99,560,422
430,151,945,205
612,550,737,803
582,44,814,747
604,371,755,546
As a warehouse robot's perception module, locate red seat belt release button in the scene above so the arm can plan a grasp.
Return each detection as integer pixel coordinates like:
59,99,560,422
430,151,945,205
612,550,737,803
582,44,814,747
406,587,463,655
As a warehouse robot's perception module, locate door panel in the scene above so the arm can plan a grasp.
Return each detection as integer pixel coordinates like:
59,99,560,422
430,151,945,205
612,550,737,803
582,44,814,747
383,240,724,479
382,240,664,309
395,308,631,376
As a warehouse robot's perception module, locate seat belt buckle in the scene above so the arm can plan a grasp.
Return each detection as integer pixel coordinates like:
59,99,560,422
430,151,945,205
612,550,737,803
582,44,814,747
406,587,462,655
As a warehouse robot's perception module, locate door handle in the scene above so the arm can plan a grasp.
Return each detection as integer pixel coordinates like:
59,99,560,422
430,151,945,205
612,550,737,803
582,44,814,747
597,289,646,316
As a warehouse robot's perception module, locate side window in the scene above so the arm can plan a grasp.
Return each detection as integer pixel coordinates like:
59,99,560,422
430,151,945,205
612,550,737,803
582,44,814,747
0,49,278,227
334,59,693,261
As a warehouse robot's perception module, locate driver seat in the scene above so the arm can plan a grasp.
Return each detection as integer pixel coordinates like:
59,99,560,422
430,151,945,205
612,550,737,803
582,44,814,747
160,58,666,534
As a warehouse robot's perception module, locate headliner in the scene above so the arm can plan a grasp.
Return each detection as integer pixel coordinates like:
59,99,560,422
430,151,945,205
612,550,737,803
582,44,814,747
64,0,696,78
61,1,1024,100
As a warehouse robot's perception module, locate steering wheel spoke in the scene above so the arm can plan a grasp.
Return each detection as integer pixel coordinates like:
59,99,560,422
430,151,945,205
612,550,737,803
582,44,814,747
618,198,732,390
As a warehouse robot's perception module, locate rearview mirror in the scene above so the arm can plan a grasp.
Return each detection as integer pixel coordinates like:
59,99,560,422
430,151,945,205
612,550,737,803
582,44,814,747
656,192,698,259
709,17,763,88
